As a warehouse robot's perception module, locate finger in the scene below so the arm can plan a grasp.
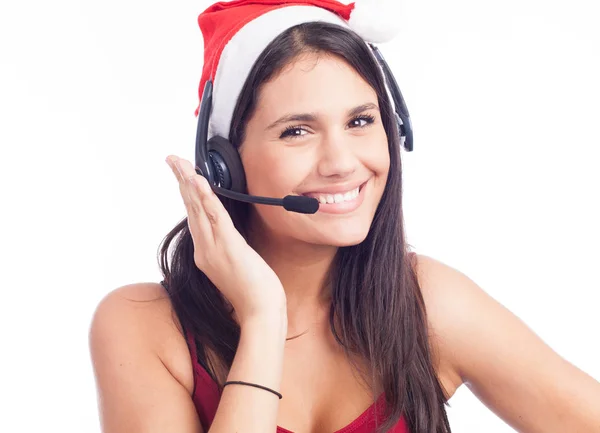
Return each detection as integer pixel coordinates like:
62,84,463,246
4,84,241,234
167,156,216,244
177,159,239,243
188,174,225,226
167,155,198,208
166,156,199,214
185,174,219,243
166,155,184,182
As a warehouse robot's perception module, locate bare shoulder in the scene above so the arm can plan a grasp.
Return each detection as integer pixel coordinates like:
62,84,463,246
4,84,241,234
89,282,195,396
410,253,600,431
410,253,469,399
89,282,202,432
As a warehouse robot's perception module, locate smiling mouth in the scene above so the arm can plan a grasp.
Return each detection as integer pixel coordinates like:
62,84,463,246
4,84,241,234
301,181,367,205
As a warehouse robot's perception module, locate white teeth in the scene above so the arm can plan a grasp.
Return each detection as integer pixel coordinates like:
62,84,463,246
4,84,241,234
316,186,360,205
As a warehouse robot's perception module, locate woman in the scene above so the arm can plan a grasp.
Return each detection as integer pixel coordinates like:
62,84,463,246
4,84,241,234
89,1,600,432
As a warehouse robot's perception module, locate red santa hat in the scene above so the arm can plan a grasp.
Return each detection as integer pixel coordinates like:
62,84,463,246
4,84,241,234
195,0,402,141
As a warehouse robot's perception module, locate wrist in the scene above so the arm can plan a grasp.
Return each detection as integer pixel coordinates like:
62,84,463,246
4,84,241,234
240,309,288,339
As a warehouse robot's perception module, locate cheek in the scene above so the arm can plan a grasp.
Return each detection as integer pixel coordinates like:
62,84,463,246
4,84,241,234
363,132,391,176
241,147,308,195
373,146,390,174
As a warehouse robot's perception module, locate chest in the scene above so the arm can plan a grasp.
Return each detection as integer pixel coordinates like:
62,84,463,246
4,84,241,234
204,321,389,433
184,313,459,433
275,322,391,433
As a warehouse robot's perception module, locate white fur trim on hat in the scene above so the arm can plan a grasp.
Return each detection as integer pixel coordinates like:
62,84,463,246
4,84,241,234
348,0,403,43
209,5,350,141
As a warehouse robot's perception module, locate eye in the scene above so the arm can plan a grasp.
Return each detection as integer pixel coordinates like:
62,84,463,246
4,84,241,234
348,114,376,128
280,126,308,139
279,114,376,140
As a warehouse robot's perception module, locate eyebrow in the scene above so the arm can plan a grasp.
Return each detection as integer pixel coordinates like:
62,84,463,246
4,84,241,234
265,102,379,130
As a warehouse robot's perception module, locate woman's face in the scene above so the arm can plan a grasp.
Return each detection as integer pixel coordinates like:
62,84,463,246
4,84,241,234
239,52,390,247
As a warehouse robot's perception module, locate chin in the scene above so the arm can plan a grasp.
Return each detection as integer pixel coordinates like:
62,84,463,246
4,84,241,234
318,224,371,247
329,237,368,248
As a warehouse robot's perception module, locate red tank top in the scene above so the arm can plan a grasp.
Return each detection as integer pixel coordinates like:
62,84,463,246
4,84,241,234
185,330,410,433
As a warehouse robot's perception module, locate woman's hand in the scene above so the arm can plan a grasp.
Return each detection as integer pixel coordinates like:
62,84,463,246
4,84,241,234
166,155,287,325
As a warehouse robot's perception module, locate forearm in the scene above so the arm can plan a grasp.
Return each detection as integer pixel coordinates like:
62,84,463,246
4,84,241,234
208,309,287,433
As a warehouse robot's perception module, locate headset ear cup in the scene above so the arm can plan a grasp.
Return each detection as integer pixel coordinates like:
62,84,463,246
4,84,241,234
394,112,405,148
206,136,247,193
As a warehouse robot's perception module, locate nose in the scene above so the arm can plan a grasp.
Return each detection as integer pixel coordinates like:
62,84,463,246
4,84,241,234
316,130,357,178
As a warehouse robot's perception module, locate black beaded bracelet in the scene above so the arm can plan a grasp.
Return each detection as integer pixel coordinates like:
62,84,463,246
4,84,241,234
223,380,283,399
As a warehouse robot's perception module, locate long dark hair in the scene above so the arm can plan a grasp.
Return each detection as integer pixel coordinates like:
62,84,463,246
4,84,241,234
159,22,452,433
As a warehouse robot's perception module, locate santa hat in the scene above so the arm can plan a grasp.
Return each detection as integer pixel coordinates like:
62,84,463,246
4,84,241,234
195,0,402,141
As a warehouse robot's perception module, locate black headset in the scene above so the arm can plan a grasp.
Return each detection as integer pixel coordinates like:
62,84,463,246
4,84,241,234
194,43,413,215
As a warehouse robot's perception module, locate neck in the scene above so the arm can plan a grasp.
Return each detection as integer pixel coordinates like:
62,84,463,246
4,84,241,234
245,213,337,335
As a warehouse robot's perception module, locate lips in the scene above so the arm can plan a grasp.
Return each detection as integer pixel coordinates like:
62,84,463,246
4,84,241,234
309,180,368,214
300,181,367,198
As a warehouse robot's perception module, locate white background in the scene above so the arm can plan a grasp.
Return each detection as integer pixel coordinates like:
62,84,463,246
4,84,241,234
1,0,599,432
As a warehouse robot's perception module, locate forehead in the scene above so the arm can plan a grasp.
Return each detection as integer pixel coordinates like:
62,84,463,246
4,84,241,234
255,53,378,117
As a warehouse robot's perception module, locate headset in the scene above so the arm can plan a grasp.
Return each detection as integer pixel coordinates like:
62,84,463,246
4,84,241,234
194,43,413,215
